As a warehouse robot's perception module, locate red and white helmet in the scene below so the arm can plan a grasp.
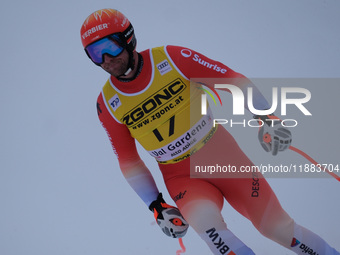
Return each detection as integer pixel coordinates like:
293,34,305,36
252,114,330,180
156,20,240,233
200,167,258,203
80,8,136,52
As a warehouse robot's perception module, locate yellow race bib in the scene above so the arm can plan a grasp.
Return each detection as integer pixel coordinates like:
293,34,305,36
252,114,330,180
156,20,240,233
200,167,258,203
101,46,216,163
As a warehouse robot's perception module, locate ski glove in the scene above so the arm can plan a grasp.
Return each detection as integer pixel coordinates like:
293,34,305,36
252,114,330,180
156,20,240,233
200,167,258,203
149,193,189,238
255,114,292,156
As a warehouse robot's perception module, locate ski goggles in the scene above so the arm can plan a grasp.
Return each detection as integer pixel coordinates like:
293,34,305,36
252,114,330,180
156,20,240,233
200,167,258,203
85,34,124,65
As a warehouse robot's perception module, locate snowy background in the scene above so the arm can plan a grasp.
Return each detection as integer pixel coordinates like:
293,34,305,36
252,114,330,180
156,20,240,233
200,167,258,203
1,0,339,254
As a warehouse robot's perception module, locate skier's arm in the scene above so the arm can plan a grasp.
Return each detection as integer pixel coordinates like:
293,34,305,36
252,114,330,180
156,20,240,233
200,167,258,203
97,93,159,207
97,94,188,237
166,45,291,155
166,45,271,111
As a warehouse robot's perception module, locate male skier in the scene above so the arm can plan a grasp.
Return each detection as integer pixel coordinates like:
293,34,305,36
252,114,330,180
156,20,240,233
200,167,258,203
80,8,339,255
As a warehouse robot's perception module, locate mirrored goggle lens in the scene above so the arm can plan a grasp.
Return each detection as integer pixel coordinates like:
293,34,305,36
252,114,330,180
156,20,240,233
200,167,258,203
86,36,124,65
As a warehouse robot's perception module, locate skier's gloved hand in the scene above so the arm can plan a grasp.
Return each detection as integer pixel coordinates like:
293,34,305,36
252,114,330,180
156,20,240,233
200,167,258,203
255,114,292,156
149,193,189,238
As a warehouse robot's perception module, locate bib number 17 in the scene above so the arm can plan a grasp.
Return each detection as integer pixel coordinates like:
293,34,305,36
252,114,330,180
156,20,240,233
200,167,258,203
152,116,175,142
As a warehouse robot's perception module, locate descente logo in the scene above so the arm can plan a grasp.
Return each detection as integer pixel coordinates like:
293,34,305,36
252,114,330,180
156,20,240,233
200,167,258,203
180,49,227,74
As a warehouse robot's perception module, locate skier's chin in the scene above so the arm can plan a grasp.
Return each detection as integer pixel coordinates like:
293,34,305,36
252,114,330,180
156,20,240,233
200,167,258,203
109,70,125,78
102,66,125,78
102,62,126,77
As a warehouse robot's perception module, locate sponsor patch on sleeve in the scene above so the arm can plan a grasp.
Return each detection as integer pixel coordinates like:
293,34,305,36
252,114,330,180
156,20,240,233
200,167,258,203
157,60,172,75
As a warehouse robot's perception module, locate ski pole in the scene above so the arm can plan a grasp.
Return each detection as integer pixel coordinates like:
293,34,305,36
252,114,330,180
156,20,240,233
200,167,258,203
289,145,340,182
262,133,340,182
176,238,186,255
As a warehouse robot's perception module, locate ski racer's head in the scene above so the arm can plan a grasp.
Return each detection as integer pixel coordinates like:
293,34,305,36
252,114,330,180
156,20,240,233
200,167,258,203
80,9,137,77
